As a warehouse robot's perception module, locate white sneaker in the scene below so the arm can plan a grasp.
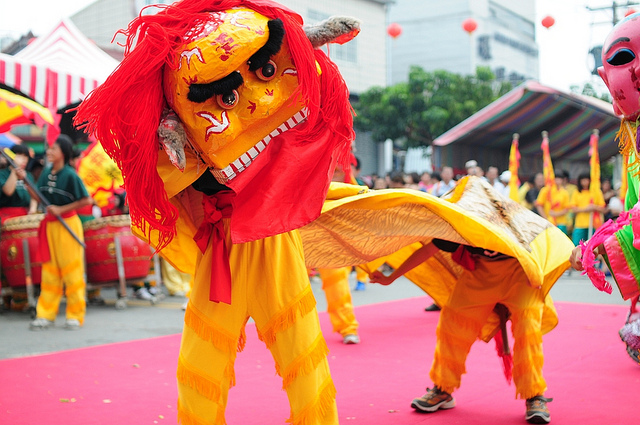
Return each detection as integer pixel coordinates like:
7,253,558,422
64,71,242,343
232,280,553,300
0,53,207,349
135,287,153,300
342,334,360,344
182,300,188,311
64,319,81,330
29,318,54,331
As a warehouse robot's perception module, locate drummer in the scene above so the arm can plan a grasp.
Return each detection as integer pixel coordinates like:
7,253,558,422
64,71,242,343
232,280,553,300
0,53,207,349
0,144,32,223
27,135,92,331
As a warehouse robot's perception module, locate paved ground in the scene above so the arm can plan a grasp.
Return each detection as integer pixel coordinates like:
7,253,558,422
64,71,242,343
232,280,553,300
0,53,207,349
0,270,629,359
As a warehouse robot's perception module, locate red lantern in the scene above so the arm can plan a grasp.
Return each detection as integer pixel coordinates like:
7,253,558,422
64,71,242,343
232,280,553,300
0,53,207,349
626,9,637,17
462,18,477,34
387,23,402,39
541,15,555,29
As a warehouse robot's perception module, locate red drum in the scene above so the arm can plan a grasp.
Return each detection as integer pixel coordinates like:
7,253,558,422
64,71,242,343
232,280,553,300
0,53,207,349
0,214,44,287
83,215,152,284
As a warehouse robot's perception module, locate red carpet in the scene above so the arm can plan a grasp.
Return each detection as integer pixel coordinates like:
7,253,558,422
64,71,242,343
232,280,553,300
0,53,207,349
1,298,637,425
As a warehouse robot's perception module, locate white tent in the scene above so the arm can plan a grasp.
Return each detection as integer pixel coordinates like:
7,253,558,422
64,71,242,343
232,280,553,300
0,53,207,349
0,19,119,111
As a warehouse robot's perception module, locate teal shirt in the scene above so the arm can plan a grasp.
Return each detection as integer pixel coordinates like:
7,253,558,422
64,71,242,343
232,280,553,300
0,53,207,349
0,168,33,208
36,165,89,206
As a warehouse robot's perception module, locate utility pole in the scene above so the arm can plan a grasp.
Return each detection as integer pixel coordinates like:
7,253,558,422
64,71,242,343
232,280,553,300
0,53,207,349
587,1,640,26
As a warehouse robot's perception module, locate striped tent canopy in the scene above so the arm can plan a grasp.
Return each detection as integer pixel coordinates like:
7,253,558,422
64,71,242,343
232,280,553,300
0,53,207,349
0,19,119,112
432,80,620,178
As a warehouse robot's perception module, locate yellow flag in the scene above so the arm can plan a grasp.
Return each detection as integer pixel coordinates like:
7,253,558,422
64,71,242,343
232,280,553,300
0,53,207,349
76,140,124,208
541,131,556,189
620,153,629,207
589,130,601,194
508,133,520,202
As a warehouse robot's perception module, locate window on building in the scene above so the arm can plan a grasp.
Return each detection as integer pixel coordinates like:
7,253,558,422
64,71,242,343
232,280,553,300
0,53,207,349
308,9,357,63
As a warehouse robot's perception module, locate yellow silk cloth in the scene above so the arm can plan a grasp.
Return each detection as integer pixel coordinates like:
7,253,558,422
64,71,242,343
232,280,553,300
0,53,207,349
132,147,205,273
299,177,575,339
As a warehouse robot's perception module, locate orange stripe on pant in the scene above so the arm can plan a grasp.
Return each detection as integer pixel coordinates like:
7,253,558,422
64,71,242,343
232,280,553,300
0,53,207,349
177,225,338,425
35,215,86,324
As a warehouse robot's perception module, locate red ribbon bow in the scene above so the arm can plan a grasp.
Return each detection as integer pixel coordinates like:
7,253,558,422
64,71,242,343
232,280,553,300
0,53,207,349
451,245,476,271
193,191,234,304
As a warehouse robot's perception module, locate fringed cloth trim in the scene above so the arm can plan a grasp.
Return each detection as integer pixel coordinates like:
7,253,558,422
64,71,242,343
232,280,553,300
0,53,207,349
618,120,640,178
225,360,236,388
39,280,65,296
177,399,226,425
517,387,548,401
64,280,86,295
59,258,83,278
511,330,543,353
257,286,317,347
42,262,63,278
513,368,547,400
177,355,223,403
286,377,336,425
184,304,245,354
36,296,61,312
275,334,330,390
65,301,86,316
438,308,485,341
512,352,544,377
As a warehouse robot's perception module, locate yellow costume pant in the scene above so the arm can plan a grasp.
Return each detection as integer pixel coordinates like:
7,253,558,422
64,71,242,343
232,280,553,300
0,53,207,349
177,225,338,425
355,266,368,284
36,215,86,324
431,257,546,400
318,267,358,337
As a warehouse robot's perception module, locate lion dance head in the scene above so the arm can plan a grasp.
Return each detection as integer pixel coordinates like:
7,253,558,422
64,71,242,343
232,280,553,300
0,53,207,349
76,0,358,249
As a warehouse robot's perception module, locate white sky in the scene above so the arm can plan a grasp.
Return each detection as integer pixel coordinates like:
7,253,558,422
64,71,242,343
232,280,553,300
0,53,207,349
0,0,631,94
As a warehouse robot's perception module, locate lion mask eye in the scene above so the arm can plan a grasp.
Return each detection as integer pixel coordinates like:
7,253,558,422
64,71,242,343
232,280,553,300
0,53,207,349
256,60,277,81
217,90,239,109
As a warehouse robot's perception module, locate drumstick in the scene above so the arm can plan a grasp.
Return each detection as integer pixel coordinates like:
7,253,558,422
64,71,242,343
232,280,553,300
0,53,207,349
1,148,86,249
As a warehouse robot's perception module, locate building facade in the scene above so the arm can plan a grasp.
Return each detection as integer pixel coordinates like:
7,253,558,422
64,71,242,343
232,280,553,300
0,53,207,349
71,0,391,95
388,0,538,85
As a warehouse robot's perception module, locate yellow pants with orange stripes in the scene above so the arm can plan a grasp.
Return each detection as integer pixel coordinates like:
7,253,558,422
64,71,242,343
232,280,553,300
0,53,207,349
36,215,86,324
178,226,338,425
318,267,358,337
431,257,547,400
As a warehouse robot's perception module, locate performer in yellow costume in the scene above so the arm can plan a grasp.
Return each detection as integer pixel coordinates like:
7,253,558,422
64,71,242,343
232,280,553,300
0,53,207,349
535,173,571,235
76,1,359,423
317,266,359,344
570,173,605,246
300,178,573,424
28,135,92,330
316,168,360,345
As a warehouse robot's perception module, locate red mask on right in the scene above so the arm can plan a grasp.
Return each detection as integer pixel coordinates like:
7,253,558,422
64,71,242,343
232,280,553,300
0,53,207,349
599,13,640,120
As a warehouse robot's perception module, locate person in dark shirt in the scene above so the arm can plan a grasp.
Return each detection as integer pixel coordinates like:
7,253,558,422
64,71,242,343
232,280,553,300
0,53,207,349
0,144,32,222
28,135,92,331
371,238,553,424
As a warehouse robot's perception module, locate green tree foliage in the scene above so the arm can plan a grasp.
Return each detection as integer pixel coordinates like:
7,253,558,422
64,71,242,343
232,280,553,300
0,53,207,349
569,82,612,103
353,66,512,147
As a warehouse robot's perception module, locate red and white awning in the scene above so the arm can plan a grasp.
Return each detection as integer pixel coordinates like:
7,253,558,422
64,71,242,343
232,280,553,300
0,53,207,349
0,53,100,111
0,19,119,111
